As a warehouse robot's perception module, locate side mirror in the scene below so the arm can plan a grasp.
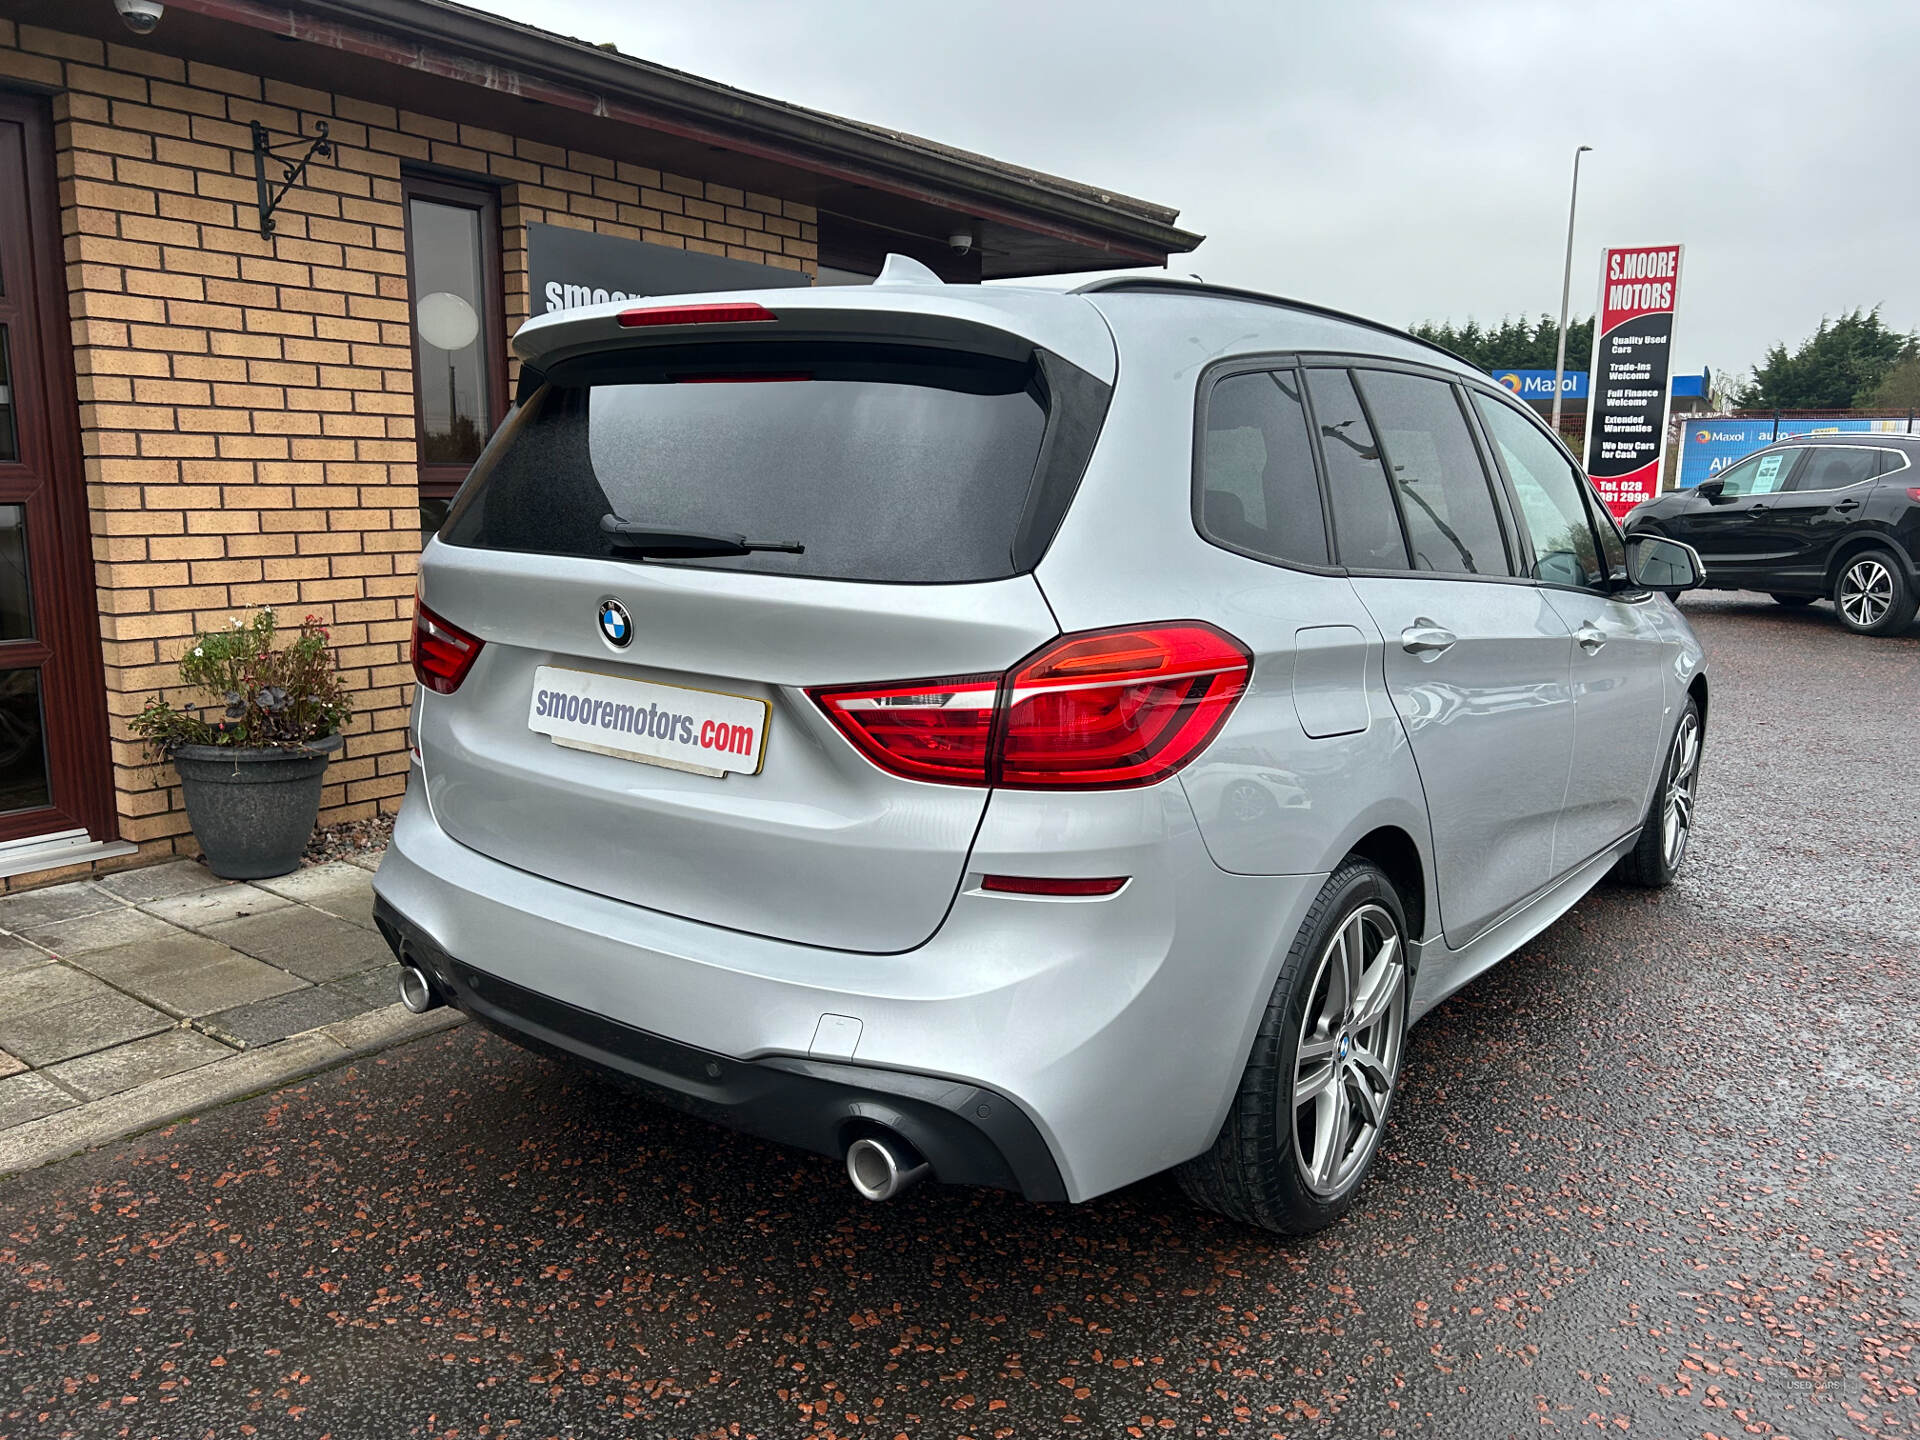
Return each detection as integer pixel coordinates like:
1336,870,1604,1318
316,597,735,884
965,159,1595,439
1626,534,1704,593
1694,477,1726,499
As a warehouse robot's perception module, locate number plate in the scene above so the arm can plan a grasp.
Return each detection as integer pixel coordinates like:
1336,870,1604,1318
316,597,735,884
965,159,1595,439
528,665,769,778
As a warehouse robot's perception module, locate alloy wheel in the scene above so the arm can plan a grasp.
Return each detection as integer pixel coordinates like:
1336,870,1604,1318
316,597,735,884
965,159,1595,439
1839,558,1894,630
1662,711,1700,869
1291,902,1406,1198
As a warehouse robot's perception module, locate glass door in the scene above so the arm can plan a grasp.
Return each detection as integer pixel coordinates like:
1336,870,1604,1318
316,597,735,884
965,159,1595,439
0,96,114,844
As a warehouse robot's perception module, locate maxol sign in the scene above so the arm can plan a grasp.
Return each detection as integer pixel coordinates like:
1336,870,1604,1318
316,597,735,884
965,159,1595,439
1491,369,1589,400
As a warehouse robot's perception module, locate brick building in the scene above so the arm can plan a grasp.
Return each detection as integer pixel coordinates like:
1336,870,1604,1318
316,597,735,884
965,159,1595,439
0,0,1196,888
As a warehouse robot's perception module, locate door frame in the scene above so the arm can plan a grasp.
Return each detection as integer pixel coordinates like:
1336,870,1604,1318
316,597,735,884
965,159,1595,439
0,90,116,843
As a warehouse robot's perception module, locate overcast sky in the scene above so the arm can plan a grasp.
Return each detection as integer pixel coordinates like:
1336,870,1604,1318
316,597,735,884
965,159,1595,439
490,0,1911,383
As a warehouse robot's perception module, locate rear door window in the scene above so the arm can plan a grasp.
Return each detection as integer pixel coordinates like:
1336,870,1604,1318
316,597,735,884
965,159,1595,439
1355,369,1514,577
1306,368,1410,570
1198,368,1329,567
1788,446,1878,492
439,343,1086,583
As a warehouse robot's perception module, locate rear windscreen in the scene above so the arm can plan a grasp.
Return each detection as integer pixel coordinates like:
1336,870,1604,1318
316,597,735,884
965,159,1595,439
438,342,1083,583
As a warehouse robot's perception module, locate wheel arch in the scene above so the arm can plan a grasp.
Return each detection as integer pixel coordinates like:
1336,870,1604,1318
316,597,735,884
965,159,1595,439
1687,672,1709,733
1345,825,1428,950
1824,530,1906,589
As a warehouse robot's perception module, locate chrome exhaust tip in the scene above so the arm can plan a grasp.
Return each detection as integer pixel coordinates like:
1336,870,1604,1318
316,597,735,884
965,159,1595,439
845,1133,931,1202
397,963,442,1014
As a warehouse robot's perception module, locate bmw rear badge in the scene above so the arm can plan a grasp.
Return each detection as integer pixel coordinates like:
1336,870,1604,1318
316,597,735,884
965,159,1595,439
598,599,633,648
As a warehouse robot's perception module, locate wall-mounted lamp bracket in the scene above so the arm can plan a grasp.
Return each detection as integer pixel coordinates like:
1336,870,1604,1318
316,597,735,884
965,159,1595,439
250,119,332,238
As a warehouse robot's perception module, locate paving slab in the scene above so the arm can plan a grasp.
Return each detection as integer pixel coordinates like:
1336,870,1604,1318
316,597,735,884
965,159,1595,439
0,881,122,932
0,1073,78,1130
253,862,378,929
203,907,390,982
138,882,293,928
0,966,172,1067
73,932,304,1018
200,986,367,1048
325,963,404,1012
0,934,50,978
0,1046,23,1079
97,859,225,905
17,906,179,959
45,1028,233,1102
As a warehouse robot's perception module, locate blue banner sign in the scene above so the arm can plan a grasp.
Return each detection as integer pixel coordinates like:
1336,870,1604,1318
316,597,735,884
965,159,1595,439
1676,418,1913,488
1492,369,1588,400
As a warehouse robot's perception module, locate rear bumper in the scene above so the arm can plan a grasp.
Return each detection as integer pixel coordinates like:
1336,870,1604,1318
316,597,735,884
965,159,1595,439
373,894,1067,1200
373,771,1323,1201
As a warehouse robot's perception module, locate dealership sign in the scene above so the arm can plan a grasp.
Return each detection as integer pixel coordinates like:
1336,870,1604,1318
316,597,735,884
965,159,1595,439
1492,368,1589,400
1675,417,1912,488
525,223,808,316
1582,245,1683,517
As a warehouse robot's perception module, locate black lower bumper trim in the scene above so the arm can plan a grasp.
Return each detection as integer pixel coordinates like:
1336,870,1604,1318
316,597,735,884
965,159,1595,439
373,896,1068,1203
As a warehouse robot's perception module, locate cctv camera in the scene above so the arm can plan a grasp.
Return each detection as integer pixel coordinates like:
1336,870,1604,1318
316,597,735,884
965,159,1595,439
114,0,165,35
948,231,973,256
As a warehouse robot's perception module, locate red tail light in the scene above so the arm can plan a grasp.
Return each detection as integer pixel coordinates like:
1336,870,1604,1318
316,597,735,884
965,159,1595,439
810,623,1251,791
411,594,483,695
618,302,776,328
1908,486,1920,503
810,674,1001,786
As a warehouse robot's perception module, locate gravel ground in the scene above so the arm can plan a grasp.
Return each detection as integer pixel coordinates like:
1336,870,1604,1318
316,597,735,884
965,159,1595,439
301,811,394,868
1,592,1914,1439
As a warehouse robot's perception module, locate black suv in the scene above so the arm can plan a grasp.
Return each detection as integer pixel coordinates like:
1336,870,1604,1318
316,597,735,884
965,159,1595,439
1623,434,1920,636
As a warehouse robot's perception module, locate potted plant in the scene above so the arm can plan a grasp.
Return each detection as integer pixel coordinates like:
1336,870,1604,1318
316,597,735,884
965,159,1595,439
130,608,353,880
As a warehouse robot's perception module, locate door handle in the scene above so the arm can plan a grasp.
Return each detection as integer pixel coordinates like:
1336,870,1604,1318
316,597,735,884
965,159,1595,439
1400,620,1457,659
1835,498,1861,512
1574,623,1607,654
1748,503,1770,514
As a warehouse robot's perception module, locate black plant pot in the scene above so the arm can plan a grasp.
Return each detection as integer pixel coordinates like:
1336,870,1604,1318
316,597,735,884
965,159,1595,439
171,733,345,880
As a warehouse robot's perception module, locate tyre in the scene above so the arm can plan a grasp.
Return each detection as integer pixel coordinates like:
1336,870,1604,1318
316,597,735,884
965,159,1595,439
1770,593,1815,607
1615,699,1701,888
1177,859,1409,1234
1833,549,1918,636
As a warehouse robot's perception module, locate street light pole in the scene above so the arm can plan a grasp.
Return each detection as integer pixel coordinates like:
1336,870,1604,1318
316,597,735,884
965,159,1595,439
1551,144,1592,437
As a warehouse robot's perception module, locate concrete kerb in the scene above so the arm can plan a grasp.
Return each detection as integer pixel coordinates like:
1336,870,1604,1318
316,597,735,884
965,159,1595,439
0,1005,465,1178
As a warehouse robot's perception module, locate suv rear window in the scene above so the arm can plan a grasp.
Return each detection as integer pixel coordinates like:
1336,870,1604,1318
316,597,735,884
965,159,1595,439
438,341,1102,583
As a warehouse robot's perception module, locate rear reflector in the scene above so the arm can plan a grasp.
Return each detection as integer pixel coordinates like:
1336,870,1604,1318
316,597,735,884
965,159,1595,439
618,302,777,328
411,593,483,695
810,622,1251,791
1908,487,1920,503
981,874,1128,896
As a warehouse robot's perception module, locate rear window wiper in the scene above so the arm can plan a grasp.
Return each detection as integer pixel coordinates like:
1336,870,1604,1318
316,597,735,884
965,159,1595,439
599,515,805,558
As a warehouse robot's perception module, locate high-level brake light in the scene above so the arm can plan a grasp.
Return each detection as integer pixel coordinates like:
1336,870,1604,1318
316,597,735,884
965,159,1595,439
617,302,777,328
810,623,1251,790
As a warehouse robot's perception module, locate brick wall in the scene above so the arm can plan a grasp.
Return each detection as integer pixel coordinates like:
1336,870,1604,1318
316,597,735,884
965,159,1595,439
0,19,814,872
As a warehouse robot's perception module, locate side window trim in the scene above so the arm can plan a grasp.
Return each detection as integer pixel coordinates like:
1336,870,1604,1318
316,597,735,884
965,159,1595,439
1463,381,1614,595
1190,357,1343,575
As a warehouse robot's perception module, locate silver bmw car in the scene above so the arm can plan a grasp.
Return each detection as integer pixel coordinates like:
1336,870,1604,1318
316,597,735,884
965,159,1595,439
374,261,1708,1234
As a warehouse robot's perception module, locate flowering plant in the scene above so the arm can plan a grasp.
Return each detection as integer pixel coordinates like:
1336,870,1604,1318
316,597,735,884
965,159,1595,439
129,608,353,754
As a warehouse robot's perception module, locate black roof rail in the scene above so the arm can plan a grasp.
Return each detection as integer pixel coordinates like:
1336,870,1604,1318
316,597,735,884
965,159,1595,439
1071,276,1477,369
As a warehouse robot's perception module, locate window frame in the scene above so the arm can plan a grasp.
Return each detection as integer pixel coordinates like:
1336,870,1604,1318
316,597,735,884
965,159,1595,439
1295,354,1533,586
1785,444,1892,494
401,172,509,520
1461,380,1629,599
1190,356,1340,574
1348,363,1522,580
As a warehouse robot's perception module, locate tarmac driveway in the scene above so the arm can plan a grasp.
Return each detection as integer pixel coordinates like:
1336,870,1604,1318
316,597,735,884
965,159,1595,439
1,591,1915,1439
